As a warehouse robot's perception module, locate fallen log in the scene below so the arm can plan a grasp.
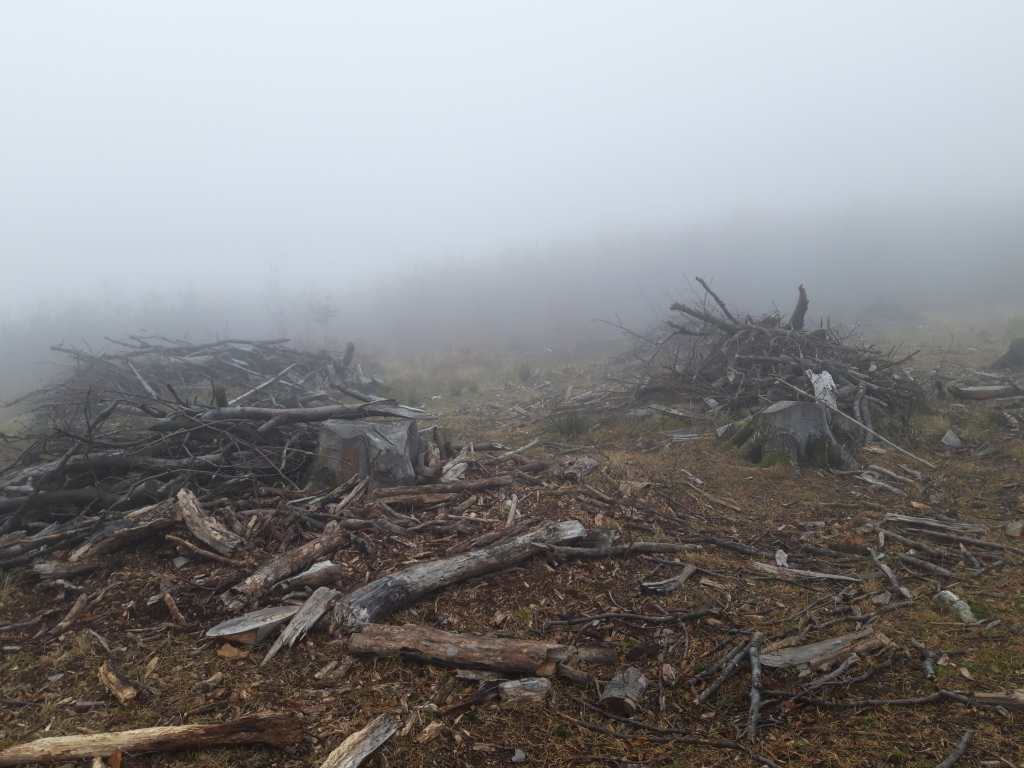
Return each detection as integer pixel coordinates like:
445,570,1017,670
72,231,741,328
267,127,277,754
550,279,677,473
0,713,302,766
224,526,351,610
331,519,585,633
349,623,581,676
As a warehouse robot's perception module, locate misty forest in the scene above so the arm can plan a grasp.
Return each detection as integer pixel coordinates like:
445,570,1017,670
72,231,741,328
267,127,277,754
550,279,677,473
2,5,1024,768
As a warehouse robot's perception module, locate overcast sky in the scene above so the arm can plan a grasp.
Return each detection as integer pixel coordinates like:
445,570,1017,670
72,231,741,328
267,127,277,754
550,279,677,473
1,2,1022,306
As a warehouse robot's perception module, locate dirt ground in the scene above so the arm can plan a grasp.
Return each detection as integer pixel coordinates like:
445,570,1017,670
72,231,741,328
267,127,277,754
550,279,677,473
2,335,1023,768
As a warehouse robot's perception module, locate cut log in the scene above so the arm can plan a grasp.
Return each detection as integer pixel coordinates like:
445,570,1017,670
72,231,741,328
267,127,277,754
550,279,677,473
990,339,1024,370
319,714,400,768
331,519,585,633
224,526,351,610
599,667,649,716
348,623,580,676
0,714,302,766
731,400,859,472
176,489,243,557
70,500,178,562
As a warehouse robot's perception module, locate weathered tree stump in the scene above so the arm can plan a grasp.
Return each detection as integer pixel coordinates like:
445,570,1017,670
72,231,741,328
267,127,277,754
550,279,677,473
990,338,1024,371
730,400,859,472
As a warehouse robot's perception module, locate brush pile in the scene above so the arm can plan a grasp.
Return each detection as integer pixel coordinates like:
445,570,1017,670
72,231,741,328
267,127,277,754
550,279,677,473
626,280,923,434
0,336,430,541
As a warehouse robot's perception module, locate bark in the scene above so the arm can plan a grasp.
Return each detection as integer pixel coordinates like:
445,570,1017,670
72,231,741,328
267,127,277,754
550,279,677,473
0,714,301,766
331,519,585,632
349,623,580,676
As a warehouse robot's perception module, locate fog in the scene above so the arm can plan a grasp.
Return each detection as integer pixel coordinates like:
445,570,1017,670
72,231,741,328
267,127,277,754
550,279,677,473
2,3,1023,394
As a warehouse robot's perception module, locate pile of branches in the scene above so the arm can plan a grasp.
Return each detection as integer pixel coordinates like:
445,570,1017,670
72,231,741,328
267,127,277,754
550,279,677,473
625,280,922,431
0,336,427,540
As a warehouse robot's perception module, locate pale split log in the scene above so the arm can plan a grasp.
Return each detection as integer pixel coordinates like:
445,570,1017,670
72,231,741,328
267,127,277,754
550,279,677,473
262,587,339,665
319,713,400,768
176,489,243,557
599,667,649,716
349,623,579,676
0,714,302,766
206,605,300,645
331,519,585,633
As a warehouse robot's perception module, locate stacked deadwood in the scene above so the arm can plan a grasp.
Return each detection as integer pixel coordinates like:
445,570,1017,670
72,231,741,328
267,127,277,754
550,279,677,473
623,280,922,434
0,336,430,543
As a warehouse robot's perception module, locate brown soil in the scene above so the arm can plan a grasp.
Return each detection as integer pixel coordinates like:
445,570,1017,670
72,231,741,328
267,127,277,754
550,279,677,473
2,345,1023,768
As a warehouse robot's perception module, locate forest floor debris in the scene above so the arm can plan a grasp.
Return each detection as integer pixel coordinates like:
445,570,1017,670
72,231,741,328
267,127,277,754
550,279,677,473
1,323,1024,767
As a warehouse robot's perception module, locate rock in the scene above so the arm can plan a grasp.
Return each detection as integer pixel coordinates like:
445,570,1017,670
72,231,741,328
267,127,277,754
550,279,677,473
941,430,964,449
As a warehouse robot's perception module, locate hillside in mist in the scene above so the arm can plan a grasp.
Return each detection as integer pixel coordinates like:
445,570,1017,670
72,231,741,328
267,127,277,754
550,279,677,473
2,202,1022,398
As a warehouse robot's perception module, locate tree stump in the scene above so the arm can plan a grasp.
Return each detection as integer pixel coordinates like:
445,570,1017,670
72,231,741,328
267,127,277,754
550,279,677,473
730,401,859,473
991,338,1024,371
